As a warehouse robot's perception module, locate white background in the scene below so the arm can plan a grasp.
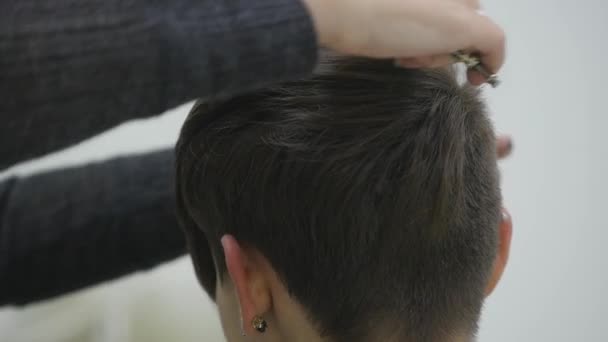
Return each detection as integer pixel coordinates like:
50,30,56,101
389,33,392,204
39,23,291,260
1,0,607,341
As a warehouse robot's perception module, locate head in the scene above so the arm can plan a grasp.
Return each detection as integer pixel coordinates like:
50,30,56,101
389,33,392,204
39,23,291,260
175,57,512,342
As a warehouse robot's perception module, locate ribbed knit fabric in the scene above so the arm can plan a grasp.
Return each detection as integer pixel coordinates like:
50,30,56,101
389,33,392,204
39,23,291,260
0,150,179,306
0,0,319,306
0,0,318,169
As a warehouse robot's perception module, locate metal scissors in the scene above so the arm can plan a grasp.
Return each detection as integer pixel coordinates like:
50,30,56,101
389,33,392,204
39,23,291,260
451,51,500,88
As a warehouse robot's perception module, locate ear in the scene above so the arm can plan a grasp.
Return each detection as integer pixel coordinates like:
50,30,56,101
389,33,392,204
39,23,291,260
485,209,513,296
221,234,272,335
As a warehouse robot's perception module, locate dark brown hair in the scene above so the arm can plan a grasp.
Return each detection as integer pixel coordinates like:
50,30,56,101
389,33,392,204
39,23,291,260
175,57,501,342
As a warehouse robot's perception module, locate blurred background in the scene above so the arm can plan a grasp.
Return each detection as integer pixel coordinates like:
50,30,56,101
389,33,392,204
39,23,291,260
1,0,607,341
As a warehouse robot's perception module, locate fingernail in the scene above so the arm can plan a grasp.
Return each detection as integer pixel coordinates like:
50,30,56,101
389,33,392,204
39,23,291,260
221,235,229,247
498,136,513,156
501,210,510,222
505,138,513,155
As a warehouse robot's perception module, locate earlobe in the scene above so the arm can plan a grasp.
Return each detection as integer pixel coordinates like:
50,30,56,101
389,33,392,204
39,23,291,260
485,209,513,297
221,235,272,334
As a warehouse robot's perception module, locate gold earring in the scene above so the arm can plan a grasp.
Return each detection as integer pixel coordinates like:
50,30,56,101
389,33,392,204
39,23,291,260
252,315,268,333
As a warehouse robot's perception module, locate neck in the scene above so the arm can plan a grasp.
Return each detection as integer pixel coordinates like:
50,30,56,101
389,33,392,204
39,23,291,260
268,282,325,342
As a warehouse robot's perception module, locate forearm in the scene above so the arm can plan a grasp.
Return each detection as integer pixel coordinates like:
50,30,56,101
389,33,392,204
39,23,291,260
0,149,184,306
0,0,318,169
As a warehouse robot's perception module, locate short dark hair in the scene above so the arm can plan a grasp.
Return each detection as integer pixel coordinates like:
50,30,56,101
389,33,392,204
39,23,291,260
175,57,501,342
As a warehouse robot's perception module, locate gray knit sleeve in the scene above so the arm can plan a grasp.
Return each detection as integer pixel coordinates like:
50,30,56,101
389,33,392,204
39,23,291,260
0,149,182,306
0,0,318,169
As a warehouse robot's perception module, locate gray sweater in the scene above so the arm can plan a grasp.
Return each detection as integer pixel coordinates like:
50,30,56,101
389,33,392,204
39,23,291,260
0,0,318,305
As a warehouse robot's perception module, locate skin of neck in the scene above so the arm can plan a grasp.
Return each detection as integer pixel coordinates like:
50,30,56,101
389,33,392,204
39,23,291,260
215,268,473,342
214,233,501,342
215,271,325,342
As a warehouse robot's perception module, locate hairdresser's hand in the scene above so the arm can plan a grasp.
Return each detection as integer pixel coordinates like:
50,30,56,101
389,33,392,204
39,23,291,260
497,135,513,160
302,0,505,85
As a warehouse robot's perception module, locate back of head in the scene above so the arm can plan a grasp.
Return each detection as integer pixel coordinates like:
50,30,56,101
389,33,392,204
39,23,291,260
175,56,501,341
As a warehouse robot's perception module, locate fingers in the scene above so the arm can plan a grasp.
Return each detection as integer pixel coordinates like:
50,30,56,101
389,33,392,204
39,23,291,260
466,68,487,86
395,54,453,68
455,3,506,76
467,12,506,76
305,0,506,81
456,13,505,86
396,5,505,83
501,208,511,223
459,0,481,9
496,135,513,160
398,52,503,87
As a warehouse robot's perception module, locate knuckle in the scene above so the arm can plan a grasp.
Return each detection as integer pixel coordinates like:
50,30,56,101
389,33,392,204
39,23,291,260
498,29,506,45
